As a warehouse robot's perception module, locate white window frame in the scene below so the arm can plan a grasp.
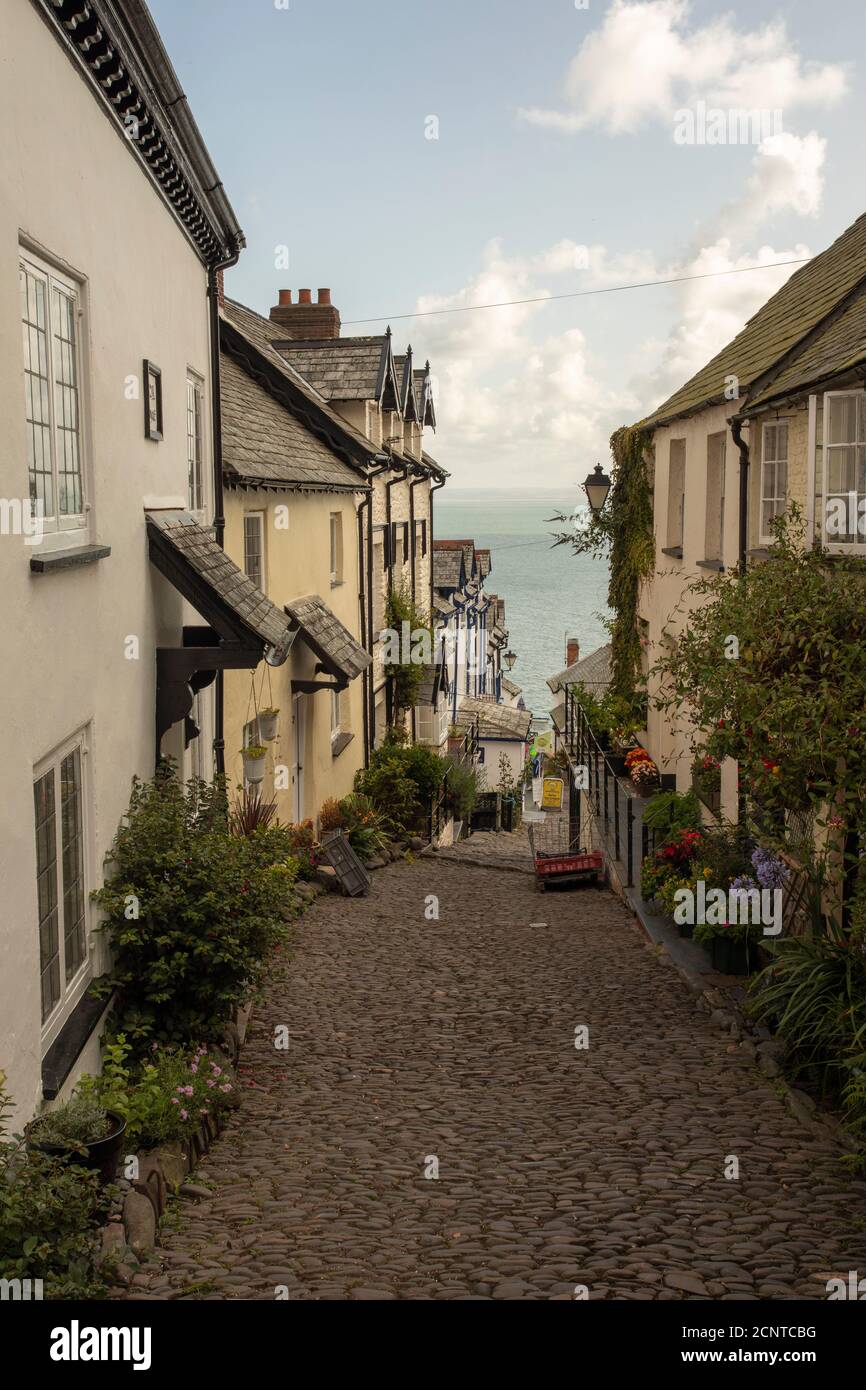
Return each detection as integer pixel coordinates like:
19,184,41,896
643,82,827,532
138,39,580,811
666,439,686,550
759,419,789,545
819,390,866,554
19,247,89,546
244,510,266,589
186,372,206,514
34,727,93,1051
330,511,343,586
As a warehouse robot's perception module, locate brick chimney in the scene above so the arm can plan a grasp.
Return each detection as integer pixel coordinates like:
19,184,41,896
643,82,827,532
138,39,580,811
566,637,580,668
269,287,341,340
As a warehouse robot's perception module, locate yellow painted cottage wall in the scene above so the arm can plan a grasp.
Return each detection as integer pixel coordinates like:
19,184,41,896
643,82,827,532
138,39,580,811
223,488,366,828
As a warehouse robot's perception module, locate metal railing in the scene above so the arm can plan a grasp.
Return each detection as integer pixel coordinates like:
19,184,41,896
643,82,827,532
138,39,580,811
563,687,674,889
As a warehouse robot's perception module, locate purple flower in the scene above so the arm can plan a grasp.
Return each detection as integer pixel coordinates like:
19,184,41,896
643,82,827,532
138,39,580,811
751,847,788,890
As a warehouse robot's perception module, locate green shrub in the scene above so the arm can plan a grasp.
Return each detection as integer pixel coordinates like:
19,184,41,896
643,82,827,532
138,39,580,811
384,586,434,716
0,1075,109,1299
335,793,390,862
77,1035,238,1151
92,764,296,1051
354,748,423,832
642,788,702,842
444,756,483,820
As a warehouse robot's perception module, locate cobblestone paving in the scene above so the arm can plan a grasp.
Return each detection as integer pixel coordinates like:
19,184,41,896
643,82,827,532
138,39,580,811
132,838,866,1301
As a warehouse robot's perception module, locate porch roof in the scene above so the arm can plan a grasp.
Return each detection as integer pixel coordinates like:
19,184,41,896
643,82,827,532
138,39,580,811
548,642,613,696
455,696,532,741
285,594,371,683
147,511,294,662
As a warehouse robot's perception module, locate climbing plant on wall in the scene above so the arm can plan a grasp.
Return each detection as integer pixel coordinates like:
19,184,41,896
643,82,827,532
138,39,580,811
551,424,654,708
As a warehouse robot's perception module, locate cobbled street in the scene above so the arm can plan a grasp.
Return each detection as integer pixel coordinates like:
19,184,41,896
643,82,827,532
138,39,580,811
131,837,866,1301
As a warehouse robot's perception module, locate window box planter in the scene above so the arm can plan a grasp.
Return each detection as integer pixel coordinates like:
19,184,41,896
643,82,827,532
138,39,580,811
26,1110,127,1186
710,935,752,976
241,746,267,784
257,709,279,742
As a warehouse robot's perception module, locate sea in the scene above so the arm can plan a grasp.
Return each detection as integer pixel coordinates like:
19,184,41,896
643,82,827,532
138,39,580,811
433,488,612,724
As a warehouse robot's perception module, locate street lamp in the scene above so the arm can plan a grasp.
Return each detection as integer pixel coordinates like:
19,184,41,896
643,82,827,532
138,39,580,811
583,462,612,515
503,649,517,671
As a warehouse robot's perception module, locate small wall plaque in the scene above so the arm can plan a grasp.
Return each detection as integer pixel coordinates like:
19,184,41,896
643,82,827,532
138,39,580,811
143,359,163,441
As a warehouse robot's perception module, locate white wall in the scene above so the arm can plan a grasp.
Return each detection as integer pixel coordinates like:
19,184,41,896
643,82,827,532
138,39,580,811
0,1,213,1121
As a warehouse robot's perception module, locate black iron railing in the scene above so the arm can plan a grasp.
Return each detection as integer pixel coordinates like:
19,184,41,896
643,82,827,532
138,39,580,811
563,687,674,888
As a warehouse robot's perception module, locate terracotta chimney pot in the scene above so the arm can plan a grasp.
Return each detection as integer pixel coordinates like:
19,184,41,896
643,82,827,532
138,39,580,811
298,288,312,305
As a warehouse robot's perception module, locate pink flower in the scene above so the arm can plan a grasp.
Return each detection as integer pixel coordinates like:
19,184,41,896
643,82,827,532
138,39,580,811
171,1097,179,1106
207,1079,216,1088
220,1083,233,1093
150,1042,159,1053
211,1065,222,1078
182,1085,194,1097
180,1109,188,1120
190,1064,198,1075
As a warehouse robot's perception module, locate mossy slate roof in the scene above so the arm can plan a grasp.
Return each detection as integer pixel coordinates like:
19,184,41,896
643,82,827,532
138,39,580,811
641,212,866,428
749,282,866,408
220,352,363,491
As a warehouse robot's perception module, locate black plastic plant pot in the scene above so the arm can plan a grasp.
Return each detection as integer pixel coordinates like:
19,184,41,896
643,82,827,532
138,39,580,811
711,935,751,976
26,1111,127,1185
677,919,694,939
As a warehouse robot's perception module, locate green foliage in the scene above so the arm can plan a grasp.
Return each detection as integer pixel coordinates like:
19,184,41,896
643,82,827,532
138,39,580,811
749,926,866,1090
551,425,654,704
26,1095,111,1150
572,683,645,749
642,788,702,840
77,1035,237,1151
333,793,390,862
444,755,483,820
0,1076,109,1299
652,509,866,888
354,740,446,833
92,764,296,1051
384,585,435,718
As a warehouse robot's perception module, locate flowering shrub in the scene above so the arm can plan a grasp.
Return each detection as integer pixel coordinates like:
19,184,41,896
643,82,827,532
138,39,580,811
77,1035,238,1150
625,746,659,790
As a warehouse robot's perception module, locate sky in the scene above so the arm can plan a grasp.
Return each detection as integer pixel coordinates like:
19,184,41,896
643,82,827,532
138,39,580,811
150,0,865,489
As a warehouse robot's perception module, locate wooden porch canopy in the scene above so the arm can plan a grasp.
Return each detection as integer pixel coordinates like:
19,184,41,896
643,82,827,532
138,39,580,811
147,511,296,753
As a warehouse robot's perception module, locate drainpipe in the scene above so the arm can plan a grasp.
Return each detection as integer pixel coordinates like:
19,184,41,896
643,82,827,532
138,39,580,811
429,471,446,620
385,459,408,727
362,457,390,760
730,414,751,826
731,416,750,578
356,497,369,767
207,244,242,779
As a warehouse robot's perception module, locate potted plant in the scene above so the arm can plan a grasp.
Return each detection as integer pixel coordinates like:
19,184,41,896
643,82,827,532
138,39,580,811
26,1095,127,1185
257,708,280,742
625,746,660,793
241,743,267,783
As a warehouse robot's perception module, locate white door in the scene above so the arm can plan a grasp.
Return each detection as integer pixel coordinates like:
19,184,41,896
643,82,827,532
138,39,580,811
291,694,305,822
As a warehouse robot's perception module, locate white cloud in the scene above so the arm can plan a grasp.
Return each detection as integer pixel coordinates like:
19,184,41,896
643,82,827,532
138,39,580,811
519,0,848,136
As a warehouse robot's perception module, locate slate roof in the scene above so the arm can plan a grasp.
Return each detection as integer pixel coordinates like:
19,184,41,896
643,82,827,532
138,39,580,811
285,594,371,682
748,282,866,409
547,642,613,696
433,594,454,617
416,655,449,707
435,538,476,577
222,300,378,463
501,676,522,697
220,352,364,491
394,352,420,421
276,335,396,405
147,511,293,659
432,545,465,589
476,548,492,578
455,696,532,741
641,212,866,428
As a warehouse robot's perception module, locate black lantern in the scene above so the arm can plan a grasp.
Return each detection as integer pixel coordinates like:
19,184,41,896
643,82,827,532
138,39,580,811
583,462,612,514
503,649,517,671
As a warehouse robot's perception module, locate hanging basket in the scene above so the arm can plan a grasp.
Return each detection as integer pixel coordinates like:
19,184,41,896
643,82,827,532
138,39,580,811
241,746,267,784
258,709,280,742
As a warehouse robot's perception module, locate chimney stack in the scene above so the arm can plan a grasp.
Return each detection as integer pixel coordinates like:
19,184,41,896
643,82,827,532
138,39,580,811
566,637,580,668
270,288,340,339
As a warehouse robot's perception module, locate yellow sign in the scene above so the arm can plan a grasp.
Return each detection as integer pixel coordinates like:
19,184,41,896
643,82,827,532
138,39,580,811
541,777,564,810
533,731,555,756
